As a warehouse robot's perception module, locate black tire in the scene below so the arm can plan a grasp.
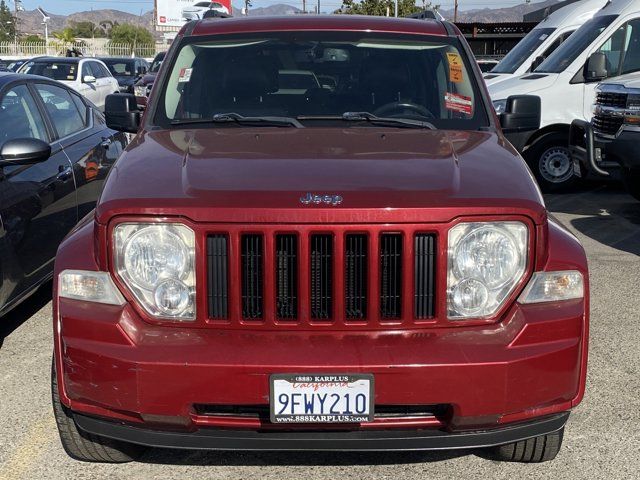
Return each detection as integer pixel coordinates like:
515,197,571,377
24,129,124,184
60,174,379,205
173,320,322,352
621,167,640,201
51,360,146,463
525,133,577,192
488,428,564,463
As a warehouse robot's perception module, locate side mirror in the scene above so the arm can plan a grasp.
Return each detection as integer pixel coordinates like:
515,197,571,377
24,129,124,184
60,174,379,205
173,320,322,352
83,75,97,84
585,52,608,82
499,95,541,133
105,93,141,134
530,55,545,72
0,138,51,166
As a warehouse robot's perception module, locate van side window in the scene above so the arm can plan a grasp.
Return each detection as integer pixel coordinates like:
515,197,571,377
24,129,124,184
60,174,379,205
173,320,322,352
542,30,574,60
621,19,640,75
596,19,640,78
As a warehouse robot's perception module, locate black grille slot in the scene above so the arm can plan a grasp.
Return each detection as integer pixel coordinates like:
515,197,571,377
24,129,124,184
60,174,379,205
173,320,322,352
207,235,228,319
597,91,628,108
380,234,402,319
345,234,368,319
241,234,263,319
414,234,436,319
310,234,333,319
593,115,624,136
276,234,298,319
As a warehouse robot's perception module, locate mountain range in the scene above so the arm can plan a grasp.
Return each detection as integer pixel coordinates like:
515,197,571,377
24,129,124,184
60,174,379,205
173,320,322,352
15,1,564,38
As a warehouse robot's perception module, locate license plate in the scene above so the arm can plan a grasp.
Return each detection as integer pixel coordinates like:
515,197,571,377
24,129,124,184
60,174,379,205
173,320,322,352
270,374,374,424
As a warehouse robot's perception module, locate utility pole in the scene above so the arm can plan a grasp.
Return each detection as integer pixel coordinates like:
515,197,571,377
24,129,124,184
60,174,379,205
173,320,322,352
302,0,306,14
317,0,320,14
394,0,398,17
454,0,458,23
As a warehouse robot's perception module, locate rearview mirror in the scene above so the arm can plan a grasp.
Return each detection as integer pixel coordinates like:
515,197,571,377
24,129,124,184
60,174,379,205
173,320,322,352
499,95,541,133
0,138,51,166
585,52,608,82
105,93,141,133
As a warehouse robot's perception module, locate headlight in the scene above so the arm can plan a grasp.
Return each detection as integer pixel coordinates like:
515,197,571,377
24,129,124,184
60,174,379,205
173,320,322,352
448,222,528,319
492,99,507,115
134,85,147,97
114,223,196,320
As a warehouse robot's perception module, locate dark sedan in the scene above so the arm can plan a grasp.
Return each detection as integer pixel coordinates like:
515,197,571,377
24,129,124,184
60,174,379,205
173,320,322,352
100,57,150,94
0,73,127,316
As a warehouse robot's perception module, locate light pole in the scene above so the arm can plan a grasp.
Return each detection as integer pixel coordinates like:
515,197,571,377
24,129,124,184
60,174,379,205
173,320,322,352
394,0,398,17
37,7,49,52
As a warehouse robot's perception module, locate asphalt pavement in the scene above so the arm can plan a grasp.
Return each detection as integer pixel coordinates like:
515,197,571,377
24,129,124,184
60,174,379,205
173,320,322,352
0,183,639,480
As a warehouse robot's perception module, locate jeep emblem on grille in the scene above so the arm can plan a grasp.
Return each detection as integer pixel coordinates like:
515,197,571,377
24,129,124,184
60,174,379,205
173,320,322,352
300,192,343,206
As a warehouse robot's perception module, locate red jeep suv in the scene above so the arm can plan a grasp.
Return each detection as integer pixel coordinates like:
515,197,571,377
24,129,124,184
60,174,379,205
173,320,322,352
51,16,589,464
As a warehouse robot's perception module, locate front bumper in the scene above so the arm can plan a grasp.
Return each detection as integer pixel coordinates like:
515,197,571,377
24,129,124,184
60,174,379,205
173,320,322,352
73,411,569,451
569,119,638,176
57,295,585,433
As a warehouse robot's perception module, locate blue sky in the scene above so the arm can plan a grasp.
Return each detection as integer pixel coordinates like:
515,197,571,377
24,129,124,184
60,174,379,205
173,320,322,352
19,0,548,16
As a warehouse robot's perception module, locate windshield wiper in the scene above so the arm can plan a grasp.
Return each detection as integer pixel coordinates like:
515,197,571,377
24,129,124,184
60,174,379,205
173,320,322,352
341,111,436,130
171,112,304,128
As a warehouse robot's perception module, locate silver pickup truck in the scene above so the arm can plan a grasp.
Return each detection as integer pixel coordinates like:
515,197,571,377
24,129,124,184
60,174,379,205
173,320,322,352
570,74,640,200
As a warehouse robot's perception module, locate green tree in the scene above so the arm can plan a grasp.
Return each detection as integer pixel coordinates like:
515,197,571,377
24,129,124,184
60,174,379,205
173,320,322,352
20,34,44,44
341,0,421,16
70,21,105,38
0,0,16,42
53,27,76,43
108,23,154,56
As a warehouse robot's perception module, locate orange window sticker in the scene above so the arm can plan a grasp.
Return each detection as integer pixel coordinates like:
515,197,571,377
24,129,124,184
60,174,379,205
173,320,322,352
447,52,464,83
445,92,473,115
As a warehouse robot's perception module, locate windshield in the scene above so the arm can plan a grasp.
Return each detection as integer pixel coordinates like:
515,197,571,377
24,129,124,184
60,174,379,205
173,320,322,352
536,15,617,73
157,32,488,130
151,52,166,73
492,27,555,73
103,60,135,77
21,61,77,81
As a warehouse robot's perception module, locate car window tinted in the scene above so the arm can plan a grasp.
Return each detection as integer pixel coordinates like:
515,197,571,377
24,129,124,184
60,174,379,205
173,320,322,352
35,84,86,138
151,52,166,73
491,27,555,74
22,61,78,81
159,32,489,130
620,18,640,75
71,93,89,126
0,85,48,145
82,61,94,79
104,60,135,76
92,62,110,79
536,15,618,73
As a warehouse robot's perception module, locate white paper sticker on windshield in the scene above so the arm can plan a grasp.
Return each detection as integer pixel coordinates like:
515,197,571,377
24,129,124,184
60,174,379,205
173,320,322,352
178,68,193,83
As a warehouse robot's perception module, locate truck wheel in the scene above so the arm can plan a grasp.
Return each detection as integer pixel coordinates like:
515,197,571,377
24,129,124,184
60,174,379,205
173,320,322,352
526,133,576,192
621,167,640,201
51,360,146,463
488,428,564,463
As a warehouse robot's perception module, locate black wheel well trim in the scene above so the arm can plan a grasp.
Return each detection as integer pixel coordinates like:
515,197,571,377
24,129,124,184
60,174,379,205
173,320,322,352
523,124,571,153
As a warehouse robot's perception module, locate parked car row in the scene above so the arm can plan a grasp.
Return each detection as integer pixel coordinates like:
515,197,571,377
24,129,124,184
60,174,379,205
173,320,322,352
487,0,640,196
0,72,127,317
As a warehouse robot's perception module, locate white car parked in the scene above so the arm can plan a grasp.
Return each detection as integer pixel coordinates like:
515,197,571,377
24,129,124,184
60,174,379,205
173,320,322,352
19,57,119,111
182,1,230,20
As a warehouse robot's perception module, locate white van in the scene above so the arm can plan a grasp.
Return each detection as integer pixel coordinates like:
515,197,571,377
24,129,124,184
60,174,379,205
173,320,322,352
485,0,607,88
489,0,640,191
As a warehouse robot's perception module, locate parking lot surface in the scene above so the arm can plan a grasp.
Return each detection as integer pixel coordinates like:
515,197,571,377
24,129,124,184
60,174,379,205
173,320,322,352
1,183,639,480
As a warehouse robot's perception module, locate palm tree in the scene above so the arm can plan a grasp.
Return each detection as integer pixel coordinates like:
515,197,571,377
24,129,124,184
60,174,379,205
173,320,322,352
53,28,76,44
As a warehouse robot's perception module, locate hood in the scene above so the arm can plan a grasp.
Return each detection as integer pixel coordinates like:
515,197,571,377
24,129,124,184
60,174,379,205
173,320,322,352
114,75,136,86
488,72,559,100
97,128,546,225
604,73,640,90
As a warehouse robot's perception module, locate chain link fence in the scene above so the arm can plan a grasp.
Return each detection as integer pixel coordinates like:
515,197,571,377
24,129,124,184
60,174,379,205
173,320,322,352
0,42,161,59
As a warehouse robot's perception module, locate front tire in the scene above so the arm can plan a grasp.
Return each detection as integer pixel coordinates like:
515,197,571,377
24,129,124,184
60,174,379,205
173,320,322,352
525,133,577,192
51,359,146,463
621,167,640,201
488,428,564,463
